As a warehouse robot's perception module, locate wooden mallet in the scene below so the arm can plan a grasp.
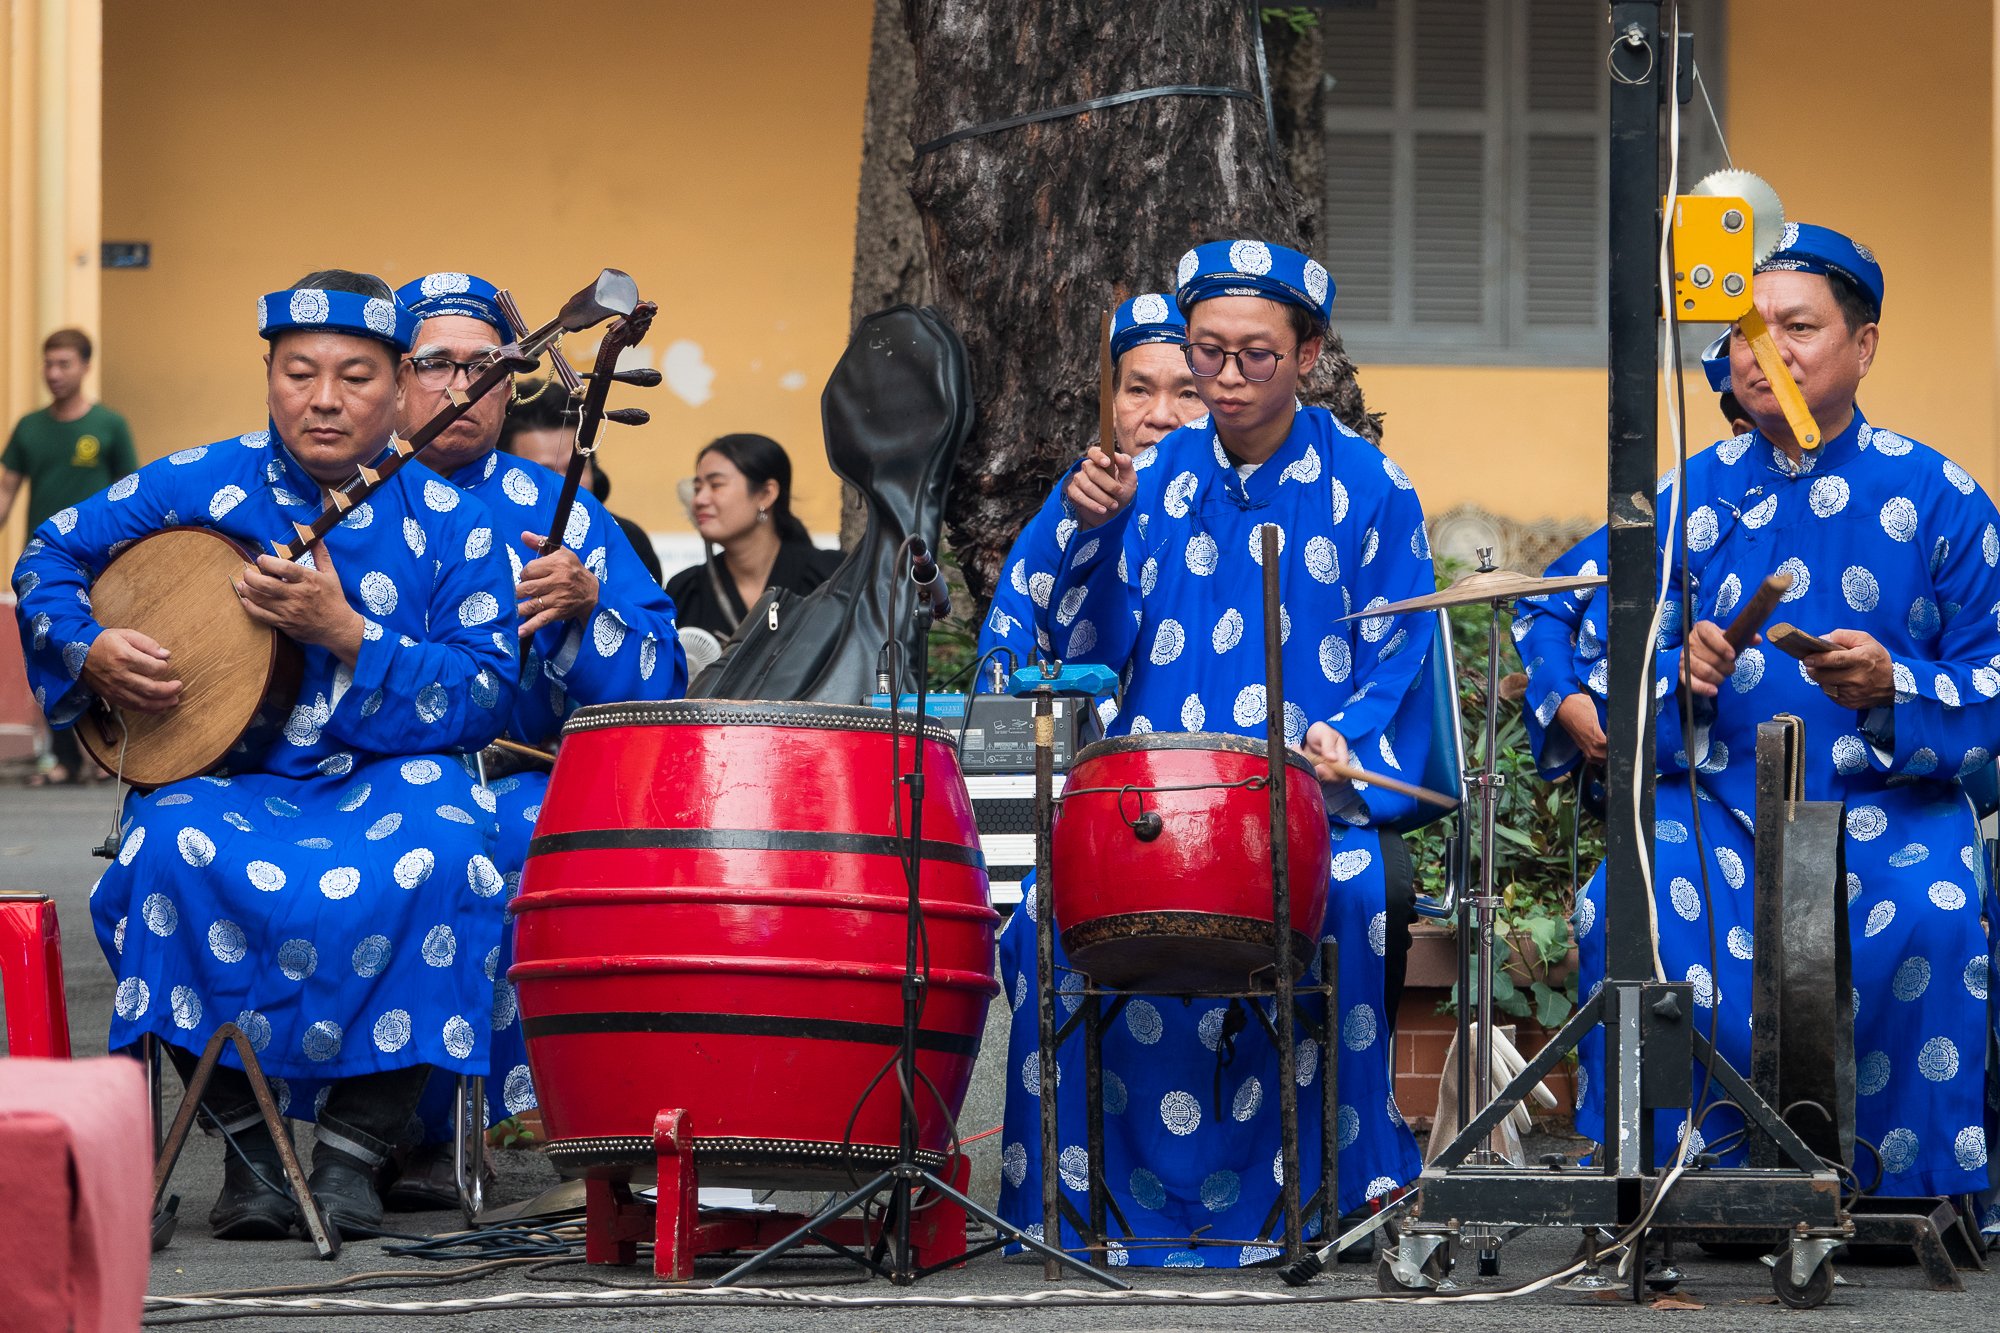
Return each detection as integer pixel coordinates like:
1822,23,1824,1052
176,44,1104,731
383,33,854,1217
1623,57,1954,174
1723,571,1793,650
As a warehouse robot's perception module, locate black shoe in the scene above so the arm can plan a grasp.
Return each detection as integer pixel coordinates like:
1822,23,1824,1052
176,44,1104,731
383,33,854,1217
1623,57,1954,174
384,1141,495,1212
308,1146,385,1238
209,1125,299,1241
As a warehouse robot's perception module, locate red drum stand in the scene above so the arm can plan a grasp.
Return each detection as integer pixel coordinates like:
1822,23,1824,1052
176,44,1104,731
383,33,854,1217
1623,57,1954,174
579,1109,972,1280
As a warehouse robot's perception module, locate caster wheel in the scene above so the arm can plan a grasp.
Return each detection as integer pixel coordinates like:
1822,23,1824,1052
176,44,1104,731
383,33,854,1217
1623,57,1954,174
1772,1256,1835,1309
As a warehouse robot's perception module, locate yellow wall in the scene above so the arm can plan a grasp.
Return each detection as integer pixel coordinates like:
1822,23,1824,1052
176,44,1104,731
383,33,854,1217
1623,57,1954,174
3,0,102,570
99,0,872,548
1369,0,1997,524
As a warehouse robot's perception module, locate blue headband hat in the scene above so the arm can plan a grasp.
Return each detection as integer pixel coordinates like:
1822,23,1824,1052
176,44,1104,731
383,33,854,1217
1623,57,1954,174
394,272,510,339
1110,292,1187,361
1700,330,1732,394
1754,222,1884,320
257,285,417,353
1173,239,1335,329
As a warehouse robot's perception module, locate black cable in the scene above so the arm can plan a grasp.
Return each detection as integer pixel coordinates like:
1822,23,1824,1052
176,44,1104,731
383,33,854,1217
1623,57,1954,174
957,645,1020,753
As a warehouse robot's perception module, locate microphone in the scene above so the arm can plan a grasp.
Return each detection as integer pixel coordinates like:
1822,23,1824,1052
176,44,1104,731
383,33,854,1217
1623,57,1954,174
909,537,952,620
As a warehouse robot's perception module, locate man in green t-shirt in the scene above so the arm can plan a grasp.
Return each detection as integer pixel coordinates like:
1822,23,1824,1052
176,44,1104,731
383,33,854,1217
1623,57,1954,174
4,328,137,783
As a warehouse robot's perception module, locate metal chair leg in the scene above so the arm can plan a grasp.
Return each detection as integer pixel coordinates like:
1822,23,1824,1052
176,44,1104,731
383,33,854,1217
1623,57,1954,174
152,1023,339,1259
454,1073,486,1226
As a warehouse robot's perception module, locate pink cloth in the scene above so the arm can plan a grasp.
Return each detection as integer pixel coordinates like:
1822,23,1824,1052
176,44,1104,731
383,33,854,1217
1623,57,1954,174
0,1058,151,1332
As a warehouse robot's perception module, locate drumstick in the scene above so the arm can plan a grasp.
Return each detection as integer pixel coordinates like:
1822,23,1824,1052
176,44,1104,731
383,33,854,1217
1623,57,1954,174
1316,759,1456,810
1098,308,1114,455
1723,571,1792,651
490,737,557,764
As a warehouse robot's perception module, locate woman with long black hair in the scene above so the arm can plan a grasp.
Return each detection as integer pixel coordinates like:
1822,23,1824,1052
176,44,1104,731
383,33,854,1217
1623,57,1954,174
665,433,840,637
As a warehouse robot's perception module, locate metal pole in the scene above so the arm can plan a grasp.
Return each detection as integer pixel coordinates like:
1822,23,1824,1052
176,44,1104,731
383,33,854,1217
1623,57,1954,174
1034,684,1062,1278
1603,0,1664,1187
1473,559,1504,1162
1261,524,1303,1259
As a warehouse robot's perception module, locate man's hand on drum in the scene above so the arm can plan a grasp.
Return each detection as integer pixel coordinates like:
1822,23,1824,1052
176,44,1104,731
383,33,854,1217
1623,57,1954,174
236,539,365,665
83,627,182,714
1802,629,1895,710
1300,722,1352,789
1679,619,1740,698
1067,446,1136,530
1555,692,1607,765
515,531,600,639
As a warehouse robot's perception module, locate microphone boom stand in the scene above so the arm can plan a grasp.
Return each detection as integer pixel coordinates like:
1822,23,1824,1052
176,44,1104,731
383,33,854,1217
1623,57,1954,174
714,551,1123,1288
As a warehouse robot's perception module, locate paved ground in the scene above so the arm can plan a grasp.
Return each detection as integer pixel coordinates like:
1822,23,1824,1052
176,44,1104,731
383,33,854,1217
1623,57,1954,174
6,783,2000,1328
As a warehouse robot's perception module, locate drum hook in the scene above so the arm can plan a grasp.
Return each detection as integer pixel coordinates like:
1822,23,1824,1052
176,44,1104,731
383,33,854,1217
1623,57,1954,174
1115,786,1164,842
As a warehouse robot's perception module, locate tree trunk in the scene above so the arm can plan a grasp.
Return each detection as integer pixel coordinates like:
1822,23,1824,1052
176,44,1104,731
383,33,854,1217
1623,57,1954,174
841,0,934,549
902,0,1380,603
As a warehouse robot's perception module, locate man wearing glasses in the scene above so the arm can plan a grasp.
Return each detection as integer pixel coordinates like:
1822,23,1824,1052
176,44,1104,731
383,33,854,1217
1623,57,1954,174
996,241,1436,1266
383,272,686,1207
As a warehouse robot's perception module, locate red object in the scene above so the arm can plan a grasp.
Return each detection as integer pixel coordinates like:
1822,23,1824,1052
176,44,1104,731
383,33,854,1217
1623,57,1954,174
0,596,41,766
0,1058,152,1331
0,893,72,1057
513,701,1000,1190
583,1105,971,1279
1052,733,1332,990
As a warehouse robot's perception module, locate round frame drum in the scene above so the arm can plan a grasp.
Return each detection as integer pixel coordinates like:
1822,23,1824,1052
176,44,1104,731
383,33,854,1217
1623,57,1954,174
1052,732,1331,991
511,700,999,1185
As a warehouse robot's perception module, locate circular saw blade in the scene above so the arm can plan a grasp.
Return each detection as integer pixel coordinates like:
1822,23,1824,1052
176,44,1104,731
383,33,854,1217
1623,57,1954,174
1691,168,1785,263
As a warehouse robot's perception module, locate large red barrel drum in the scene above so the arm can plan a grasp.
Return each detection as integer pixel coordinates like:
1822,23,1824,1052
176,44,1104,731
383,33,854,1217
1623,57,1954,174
1052,732,1331,991
511,701,999,1185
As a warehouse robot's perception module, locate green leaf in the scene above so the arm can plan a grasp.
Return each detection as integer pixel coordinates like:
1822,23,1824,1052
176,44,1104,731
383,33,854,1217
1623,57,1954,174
1498,990,1531,1018
1492,824,1538,850
1535,983,1573,1028
1490,969,1518,1002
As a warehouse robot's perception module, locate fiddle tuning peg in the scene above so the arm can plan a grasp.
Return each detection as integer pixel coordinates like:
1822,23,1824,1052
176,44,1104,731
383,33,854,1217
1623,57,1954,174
604,407,651,427
586,367,663,388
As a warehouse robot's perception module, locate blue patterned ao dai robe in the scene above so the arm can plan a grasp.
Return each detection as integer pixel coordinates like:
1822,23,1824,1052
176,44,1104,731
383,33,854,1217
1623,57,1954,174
978,464,1081,674
12,427,517,1116
420,449,685,1130
994,405,1432,1265
1514,413,2000,1197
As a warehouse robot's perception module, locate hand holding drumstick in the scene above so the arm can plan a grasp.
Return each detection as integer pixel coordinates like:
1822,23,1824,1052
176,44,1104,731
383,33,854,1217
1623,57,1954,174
1300,721,1455,809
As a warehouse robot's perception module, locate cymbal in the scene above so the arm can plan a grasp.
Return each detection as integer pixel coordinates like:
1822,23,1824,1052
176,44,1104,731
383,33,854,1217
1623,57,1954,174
1337,568,1606,620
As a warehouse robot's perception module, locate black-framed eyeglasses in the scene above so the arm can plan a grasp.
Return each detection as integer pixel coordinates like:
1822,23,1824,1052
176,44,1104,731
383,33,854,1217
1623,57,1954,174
1183,342,1289,383
404,354,497,390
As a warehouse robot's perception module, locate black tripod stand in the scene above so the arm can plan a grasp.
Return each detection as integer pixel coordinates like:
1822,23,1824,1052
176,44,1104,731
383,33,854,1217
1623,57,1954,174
715,542,1122,1288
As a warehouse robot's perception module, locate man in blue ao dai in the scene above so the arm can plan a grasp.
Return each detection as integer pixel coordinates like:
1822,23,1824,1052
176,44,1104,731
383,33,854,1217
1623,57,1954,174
384,272,687,1204
1514,224,2000,1199
12,271,519,1237
975,291,1203,679
994,239,1432,1265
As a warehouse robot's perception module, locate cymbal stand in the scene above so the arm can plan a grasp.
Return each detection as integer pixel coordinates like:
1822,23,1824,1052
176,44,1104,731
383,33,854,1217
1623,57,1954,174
1465,547,1504,1168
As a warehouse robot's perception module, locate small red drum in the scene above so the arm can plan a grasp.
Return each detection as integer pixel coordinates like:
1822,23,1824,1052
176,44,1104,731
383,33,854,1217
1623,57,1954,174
510,700,999,1186
1052,732,1331,990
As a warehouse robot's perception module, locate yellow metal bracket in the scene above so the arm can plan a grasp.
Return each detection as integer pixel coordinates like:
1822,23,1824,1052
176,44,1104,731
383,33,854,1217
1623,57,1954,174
1668,194,1754,323
1667,185,1823,450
